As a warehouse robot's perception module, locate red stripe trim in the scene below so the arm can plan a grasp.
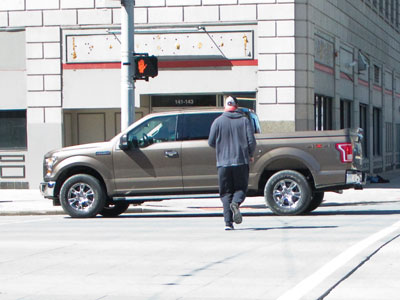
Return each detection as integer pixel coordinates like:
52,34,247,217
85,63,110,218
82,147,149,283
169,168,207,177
373,85,382,92
396,93,400,98
340,72,352,81
358,78,369,87
63,62,120,69
384,89,393,96
63,59,258,70
315,62,334,75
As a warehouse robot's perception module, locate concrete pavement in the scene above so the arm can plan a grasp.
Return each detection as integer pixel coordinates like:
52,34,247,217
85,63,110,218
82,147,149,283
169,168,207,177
0,171,399,300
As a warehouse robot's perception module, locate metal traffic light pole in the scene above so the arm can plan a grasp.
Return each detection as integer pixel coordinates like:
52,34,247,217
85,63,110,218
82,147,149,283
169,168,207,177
120,0,135,130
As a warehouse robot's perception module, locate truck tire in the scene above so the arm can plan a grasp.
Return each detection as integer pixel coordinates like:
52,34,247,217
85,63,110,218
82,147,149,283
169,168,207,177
59,174,106,218
99,202,130,217
264,170,312,216
305,191,325,213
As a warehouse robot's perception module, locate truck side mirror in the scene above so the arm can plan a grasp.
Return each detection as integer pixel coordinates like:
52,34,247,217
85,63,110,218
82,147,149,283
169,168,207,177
119,134,130,150
119,134,139,150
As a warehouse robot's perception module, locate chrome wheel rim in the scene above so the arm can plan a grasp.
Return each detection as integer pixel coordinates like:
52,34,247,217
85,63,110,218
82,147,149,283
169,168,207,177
272,179,302,209
67,183,95,212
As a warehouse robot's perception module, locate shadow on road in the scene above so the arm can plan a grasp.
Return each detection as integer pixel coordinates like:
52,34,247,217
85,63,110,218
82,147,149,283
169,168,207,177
310,209,400,216
237,225,338,231
321,200,400,207
110,208,400,219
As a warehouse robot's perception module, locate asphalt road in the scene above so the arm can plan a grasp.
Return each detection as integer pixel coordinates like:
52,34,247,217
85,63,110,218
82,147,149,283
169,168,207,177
1,197,400,300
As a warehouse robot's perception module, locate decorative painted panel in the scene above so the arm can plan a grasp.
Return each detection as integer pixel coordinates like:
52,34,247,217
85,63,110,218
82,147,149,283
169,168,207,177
66,31,254,63
314,34,334,67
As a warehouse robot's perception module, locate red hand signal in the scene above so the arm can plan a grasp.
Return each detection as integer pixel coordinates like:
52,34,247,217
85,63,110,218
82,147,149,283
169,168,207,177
138,59,147,74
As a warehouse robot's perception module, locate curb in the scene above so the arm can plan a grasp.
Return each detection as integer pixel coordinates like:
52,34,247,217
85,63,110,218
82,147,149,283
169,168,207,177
0,207,187,217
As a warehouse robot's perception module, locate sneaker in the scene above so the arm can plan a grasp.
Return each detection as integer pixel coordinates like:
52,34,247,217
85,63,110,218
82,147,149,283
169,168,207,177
230,202,242,224
225,225,234,231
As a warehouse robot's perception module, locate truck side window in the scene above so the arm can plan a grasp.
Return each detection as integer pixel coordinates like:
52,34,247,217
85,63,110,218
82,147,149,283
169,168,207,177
182,113,221,140
128,115,178,147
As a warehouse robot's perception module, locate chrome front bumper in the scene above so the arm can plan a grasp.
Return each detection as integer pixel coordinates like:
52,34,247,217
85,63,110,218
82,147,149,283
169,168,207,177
40,181,56,198
346,170,366,185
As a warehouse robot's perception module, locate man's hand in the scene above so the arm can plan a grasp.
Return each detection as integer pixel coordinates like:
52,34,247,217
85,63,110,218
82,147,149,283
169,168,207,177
249,157,254,163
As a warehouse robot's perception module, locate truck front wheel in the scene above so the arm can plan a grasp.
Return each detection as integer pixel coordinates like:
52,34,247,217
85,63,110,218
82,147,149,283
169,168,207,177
99,202,130,217
305,191,325,213
59,174,106,218
264,170,312,216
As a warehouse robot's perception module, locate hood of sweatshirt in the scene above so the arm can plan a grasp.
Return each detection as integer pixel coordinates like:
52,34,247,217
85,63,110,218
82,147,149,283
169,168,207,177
222,111,244,119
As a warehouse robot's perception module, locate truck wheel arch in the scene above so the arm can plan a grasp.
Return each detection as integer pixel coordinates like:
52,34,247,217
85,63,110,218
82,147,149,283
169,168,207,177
255,147,320,192
54,166,109,200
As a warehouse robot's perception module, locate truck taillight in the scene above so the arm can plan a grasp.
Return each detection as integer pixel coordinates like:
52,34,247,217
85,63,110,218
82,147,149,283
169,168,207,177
336,143,353,163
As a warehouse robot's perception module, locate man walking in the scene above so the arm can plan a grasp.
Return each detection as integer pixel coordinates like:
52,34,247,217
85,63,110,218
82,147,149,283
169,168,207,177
208,96,257,230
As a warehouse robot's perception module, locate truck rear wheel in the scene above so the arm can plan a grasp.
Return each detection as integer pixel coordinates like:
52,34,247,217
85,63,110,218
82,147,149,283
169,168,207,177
59,174,106,218
264,170,312,216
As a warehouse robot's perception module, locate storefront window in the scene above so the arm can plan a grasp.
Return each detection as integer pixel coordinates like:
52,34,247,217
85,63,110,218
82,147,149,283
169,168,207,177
0,110,27,149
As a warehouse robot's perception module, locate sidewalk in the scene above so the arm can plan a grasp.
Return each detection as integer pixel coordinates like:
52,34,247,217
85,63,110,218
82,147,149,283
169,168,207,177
0,170,399,216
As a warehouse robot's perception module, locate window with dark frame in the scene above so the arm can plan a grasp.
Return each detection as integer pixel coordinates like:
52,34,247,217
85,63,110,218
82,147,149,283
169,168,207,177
0,110,27,150
385,0,390,18
315,94,333,131
386,122,393,152
374,65,380,85
340,99,352,129
396,124,400,152
391,0,395,22
360,104,368,158
373,107,382,156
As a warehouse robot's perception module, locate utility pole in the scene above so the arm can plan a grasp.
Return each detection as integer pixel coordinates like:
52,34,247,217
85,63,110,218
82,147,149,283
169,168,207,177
120,0,135,130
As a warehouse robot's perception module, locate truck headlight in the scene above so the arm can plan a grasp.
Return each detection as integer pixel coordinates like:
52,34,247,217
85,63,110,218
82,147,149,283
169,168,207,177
45,156,58,176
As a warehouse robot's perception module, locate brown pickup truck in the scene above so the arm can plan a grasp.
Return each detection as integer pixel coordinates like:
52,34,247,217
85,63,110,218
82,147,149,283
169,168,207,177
40,108,365,218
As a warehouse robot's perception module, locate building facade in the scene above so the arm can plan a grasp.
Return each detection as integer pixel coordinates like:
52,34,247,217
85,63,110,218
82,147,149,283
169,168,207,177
0,0,399,189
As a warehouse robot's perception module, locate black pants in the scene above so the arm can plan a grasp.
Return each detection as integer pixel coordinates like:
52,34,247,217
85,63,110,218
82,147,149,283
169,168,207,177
218,164,249,225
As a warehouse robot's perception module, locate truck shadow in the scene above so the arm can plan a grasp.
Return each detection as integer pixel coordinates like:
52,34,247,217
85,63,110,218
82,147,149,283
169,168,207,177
310,209,400,216
118,209,400,218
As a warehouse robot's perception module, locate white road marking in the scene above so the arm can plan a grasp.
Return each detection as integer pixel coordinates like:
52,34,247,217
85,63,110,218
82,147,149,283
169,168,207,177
277,220,400,300
0,218,51,226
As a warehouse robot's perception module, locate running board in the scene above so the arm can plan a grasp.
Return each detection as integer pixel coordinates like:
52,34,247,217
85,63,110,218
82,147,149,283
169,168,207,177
113,193,220,203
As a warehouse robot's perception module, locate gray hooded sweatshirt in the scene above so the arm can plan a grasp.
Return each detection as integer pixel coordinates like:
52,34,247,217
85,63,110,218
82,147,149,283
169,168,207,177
208,111,257,167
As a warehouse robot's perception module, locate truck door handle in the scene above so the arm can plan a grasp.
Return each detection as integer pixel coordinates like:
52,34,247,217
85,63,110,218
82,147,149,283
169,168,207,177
164,150,179,158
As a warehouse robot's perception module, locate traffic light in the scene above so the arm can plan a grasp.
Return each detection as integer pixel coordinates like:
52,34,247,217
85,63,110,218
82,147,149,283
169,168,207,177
134,55,158,80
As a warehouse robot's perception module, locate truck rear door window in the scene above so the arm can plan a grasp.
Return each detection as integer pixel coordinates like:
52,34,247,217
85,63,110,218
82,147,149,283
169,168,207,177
182,113,221,140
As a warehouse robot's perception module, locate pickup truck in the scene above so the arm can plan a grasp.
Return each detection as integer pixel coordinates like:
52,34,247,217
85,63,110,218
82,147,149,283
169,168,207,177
40,108,365,218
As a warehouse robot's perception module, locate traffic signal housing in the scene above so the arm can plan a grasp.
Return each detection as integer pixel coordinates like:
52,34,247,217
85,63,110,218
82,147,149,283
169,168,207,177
134,55,158,80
